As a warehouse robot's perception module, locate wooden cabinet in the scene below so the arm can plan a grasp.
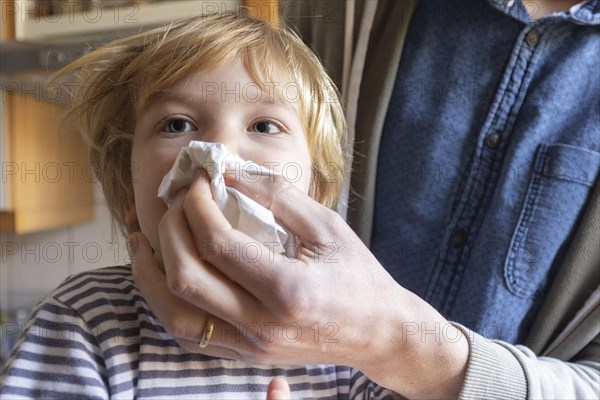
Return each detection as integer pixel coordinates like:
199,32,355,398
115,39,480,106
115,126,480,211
1,88,94,233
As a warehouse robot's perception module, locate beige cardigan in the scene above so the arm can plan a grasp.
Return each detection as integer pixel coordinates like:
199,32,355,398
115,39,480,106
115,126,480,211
282,0,600,397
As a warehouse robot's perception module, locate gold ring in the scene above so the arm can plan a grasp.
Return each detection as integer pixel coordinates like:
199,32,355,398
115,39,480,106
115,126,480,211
198,314,215,348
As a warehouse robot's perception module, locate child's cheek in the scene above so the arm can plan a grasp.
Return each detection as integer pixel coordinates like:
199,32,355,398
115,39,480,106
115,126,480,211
135,193,168,257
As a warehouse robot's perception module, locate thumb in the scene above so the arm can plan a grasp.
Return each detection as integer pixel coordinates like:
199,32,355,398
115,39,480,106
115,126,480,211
267,377,291,400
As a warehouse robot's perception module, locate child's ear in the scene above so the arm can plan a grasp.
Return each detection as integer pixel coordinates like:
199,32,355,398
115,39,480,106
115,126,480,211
124,202,138,227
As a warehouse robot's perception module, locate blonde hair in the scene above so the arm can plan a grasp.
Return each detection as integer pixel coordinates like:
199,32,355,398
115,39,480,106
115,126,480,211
50,11,346,236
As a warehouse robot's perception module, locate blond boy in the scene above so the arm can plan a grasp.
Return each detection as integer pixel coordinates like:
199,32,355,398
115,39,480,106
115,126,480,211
0,12,399,399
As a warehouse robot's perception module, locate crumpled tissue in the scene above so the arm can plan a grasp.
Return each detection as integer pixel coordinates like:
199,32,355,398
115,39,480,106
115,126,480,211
157,141,291,254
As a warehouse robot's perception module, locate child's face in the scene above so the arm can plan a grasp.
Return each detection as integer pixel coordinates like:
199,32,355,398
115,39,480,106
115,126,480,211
128,61,312,251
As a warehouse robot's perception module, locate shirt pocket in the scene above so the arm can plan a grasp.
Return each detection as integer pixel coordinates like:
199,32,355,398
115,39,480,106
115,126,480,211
504,143,600,299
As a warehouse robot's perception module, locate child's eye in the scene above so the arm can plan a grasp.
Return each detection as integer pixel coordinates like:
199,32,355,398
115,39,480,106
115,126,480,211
162,117,196,134
249,120,283,134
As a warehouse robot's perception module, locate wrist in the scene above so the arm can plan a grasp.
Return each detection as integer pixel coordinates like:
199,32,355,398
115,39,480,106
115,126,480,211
359,292,470,398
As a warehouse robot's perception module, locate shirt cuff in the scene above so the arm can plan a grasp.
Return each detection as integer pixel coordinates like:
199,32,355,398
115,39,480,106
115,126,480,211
453,323,528,399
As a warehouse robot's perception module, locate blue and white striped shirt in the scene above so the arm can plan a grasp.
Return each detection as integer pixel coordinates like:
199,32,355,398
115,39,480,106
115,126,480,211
1,266,397,399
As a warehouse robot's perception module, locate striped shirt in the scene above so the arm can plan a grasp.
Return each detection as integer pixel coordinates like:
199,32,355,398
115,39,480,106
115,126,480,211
0,266,399,399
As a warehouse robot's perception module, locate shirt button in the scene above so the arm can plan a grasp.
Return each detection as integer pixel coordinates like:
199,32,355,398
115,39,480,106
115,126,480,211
485,133,501,149
450,229,468,247
526,30,540,47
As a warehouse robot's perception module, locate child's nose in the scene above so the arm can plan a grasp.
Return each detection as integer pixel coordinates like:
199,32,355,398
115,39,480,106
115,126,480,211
201,130,240,155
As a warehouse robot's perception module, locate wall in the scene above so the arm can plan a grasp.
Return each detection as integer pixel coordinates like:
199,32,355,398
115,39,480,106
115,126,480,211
0,183,128,312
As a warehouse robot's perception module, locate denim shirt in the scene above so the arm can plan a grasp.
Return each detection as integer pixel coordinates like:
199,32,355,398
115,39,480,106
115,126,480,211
371,0,600,343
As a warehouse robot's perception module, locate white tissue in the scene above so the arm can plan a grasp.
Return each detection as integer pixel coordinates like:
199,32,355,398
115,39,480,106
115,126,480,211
158,141,290,254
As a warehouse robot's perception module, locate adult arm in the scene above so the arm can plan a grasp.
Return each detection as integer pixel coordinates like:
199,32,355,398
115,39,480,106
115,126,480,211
455,325,599,399
130,169,469,399
131,170,600,399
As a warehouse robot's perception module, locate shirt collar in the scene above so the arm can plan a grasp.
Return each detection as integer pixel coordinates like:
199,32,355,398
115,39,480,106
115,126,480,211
488,0,600,25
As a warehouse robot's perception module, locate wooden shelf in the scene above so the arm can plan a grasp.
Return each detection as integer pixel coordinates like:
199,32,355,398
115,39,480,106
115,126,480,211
9,0,240,42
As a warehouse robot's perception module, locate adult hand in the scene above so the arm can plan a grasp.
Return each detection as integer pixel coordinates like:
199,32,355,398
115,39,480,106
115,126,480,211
130,169,469,398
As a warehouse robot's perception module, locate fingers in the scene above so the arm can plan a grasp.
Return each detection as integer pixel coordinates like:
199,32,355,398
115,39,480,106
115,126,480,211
129,231,209,341
267,377,291,400
182,168,306,308
223,169,343,249
129,232,264,355
169,320,257,361
159,181,259,323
